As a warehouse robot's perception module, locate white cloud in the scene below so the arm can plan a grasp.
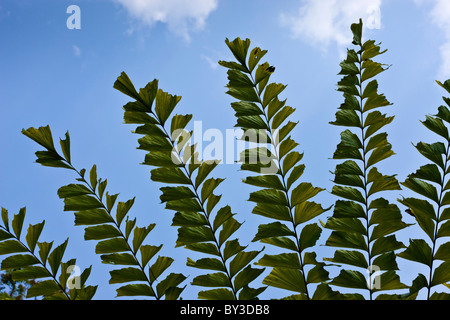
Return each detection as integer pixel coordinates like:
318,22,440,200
280,0,382,54
201,54,218,70
112,0,218,42
280,0,450,77
73,45,81,57
415,0,450,78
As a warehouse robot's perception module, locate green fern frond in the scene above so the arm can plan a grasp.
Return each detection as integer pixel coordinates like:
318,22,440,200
114,72,265,300
219,37,336,300
22,126,186,300
0,207,97,300
398,79,450,300
324,19,410,300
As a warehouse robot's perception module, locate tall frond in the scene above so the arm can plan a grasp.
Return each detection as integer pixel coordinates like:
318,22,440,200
398,79,450,299
114,72,265,300
0,207,97,300
219,37,338,300
324,19,410,300
22,126,186,300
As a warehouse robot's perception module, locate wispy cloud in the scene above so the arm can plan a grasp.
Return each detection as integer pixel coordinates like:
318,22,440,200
414,0,450,78
280,0,382,55
112,0,218,42
72,45,81,57
201,54,218,70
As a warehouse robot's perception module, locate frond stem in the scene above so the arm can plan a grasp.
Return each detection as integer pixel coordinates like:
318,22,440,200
357,50,373,300
427,138,450,299
154,112,238,300
61,160,160,300
0,225,71,300
248,69,311,300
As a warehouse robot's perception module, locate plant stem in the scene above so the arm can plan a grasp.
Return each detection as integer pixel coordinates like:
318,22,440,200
0,225,71,300
62,160,160,300
357,50,373,300
156,113,238,299
249,69,311,300
427,140,450,299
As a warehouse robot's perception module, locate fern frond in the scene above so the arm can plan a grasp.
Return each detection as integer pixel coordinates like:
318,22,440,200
324,19,410,300
219,37,337,300
398,79,450,300
114,72,265,300
0,207,97,300
22,126,186,300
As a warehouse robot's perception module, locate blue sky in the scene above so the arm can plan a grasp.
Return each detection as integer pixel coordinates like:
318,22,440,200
1,0,450,300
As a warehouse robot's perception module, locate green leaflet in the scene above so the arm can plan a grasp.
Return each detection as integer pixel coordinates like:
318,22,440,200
229,250,262,278
295,202,331,226
330,270,368,290
324,250,368,269
115,284,155,298
243,175,284,191
398,79,450,299
27,280,65,299
155,273,186,299
233,265,265,293
253,222,296,242
256,253,302,269
291,183,325,207
12,207,26,239
115,71,264,300
0,207,97,300
23,125,185,300
1,254,40,270
248,189,288,207
0,240,28,255
155,89,181,126
22,126,72,170
109,267,148,284
325,19,407,299
11,266,51,281
221,36,330,300
197,288,235,300
262,267,306,293
47,239,69,276
398,239,432,267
